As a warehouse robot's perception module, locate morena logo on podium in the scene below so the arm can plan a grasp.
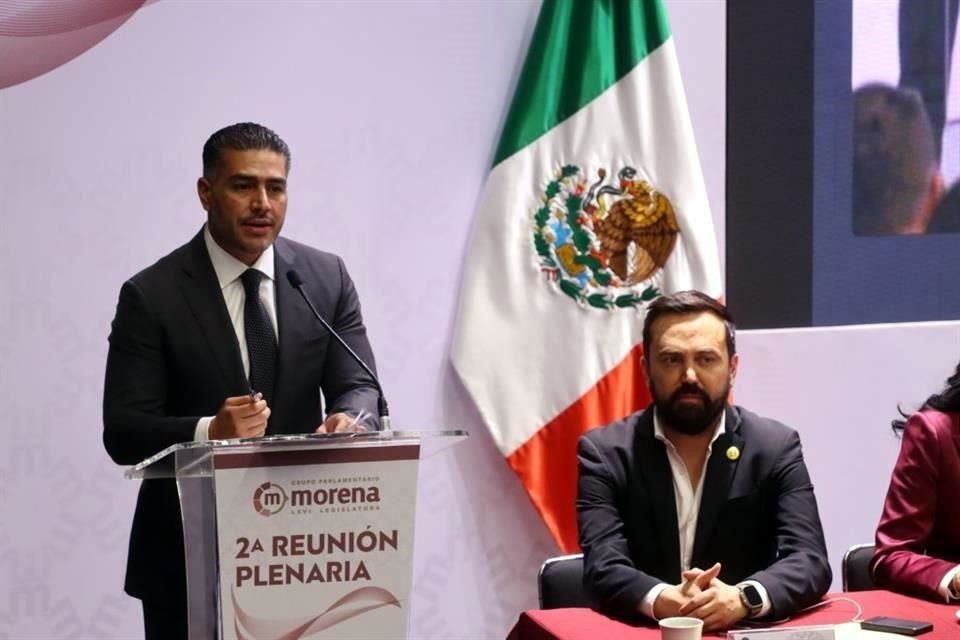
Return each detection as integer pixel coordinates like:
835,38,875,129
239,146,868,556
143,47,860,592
253,479,383,518
252,482,288,517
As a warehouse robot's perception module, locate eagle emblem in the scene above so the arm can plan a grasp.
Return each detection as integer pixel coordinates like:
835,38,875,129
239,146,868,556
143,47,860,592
532,164,679,309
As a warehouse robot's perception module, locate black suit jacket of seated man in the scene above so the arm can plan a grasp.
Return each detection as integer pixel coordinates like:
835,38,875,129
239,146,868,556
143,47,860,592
576,404,832,621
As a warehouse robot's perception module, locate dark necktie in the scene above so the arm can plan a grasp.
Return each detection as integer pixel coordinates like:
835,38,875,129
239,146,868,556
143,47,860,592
240,269,277,402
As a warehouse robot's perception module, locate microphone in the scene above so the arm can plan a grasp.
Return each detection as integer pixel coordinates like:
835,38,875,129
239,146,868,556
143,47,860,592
286,269,390,430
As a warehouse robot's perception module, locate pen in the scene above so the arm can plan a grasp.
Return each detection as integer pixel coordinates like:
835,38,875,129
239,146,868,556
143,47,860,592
346,408,369,431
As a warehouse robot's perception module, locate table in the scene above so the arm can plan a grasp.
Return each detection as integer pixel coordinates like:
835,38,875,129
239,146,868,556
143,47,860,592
507,591,958,640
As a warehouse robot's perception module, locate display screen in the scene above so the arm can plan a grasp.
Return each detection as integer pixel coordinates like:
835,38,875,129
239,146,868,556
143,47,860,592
726,0,960,328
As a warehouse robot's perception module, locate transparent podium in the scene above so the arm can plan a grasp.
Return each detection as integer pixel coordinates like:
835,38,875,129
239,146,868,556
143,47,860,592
127,430,467,640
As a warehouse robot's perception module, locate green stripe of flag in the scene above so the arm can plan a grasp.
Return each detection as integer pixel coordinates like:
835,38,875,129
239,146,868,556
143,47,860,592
493,0,671,167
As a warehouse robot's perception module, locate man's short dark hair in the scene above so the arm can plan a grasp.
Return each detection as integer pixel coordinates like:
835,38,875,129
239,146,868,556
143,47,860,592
642,290,736,357
202,122,291,177
852,83,936,235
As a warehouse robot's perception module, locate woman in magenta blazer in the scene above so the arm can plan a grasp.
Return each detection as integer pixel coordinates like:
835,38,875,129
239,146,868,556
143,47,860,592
873,365,960,601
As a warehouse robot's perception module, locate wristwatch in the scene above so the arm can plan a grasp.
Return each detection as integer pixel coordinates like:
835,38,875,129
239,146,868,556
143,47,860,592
738,583,763,618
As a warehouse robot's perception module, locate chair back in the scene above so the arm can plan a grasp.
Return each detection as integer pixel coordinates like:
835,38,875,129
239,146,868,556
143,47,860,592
842,543,876,591
538,553,587,609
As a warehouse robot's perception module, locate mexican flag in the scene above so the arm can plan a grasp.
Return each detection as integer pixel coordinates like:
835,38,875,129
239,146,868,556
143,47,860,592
450,0,721,552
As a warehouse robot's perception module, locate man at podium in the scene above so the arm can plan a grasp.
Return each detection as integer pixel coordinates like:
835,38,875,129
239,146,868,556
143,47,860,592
102,122,381,639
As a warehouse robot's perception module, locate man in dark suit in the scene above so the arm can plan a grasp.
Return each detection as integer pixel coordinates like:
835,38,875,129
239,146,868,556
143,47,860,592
899,0,958,162
102,122,381,639
577,291,830,631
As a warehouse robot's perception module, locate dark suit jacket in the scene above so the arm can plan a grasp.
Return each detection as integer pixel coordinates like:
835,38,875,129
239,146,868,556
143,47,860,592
102,230,380,602
873,410,960,600
576,405,831,620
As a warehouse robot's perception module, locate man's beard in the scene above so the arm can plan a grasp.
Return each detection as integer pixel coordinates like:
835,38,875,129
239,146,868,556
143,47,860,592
652,381,729,436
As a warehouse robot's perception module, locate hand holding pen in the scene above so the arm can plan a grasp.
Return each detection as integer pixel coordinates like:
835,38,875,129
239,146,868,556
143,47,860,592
316,408,369,434
209,390,270,439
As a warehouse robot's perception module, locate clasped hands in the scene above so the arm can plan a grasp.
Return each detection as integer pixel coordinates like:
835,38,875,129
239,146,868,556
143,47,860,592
210,394,367,439
652,562,749,631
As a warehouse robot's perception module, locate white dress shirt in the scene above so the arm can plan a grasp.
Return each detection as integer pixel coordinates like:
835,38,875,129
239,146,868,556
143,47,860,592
194,226,278,441
639,411,771,619
939,566,960,602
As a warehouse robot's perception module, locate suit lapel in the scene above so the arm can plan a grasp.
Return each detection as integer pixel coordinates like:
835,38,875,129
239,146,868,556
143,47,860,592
692,406,745,565
634,411,682,580
179,230,249,394
271,239,307,434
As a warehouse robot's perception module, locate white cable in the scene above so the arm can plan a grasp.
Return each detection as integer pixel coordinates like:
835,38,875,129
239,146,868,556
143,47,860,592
732,595,864,630
796,596,864,623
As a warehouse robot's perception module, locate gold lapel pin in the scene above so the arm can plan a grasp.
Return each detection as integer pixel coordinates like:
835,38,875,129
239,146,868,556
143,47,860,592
726,446,740,461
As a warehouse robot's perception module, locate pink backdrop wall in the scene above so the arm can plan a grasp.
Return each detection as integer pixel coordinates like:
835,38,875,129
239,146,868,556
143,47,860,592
5,1,947,639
